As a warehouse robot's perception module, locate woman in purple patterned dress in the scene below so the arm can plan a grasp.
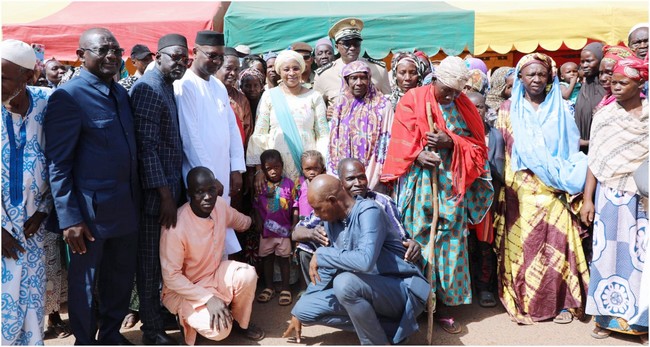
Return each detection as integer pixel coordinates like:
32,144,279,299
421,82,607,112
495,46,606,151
327,60,394,190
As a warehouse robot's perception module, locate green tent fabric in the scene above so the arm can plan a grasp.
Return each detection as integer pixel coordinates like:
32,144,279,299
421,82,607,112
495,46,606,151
224,1,474,58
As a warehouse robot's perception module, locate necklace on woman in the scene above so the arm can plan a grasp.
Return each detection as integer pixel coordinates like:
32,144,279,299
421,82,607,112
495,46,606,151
282,83,302,96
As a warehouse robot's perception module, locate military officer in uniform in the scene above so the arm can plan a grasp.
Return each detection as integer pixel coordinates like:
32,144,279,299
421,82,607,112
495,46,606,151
290,42,316,89
313,17,391,112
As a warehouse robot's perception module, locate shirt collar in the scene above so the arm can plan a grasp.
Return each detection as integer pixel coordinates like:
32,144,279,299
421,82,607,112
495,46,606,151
46,79,58,89
341,196,363,225
151,66,174,86
79,68,112,95
147,66,159,79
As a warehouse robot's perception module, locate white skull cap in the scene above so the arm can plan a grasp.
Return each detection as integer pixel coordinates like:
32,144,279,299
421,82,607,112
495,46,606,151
1,39,37,70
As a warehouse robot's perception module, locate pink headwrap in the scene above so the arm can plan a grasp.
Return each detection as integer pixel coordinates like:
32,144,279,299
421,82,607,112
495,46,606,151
414,50,429,60
613,56,649,82
238,67,265,87
340,60,373,92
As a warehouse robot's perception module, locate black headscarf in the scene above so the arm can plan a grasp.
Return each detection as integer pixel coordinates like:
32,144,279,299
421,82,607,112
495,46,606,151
574,42,606,153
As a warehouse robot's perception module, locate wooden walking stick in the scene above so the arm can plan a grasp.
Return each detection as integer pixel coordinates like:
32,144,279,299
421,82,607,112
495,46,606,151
425,101,440,345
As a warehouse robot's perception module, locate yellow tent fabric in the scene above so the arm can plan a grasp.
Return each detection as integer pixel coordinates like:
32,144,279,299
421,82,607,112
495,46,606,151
1,0,70,40
1,1,70,24
450,1,648,54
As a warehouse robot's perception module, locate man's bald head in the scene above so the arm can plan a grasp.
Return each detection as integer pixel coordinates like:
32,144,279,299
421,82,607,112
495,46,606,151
337,158,363,177
308,174,342,201
307,175,355,222
79,28,115,47
337,158,369,198
77,28,121,83
187,166,216,191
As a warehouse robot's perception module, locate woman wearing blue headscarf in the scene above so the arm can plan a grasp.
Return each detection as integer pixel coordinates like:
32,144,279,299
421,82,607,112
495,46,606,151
494,53,590,325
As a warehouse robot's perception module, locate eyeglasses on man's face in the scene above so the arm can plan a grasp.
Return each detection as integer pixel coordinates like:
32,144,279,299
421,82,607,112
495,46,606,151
195,46,224,62
159,51,190,65
81,46,125,57
337,40,361,50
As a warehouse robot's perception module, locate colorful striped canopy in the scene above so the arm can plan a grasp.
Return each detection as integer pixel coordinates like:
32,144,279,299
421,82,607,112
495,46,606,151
3,1,647,61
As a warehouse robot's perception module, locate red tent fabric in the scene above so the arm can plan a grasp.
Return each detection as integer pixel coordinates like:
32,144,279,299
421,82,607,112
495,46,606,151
2,1,223,61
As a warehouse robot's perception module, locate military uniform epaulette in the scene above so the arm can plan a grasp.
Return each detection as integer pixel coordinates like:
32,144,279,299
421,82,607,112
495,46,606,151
366,57,386,68
315,62,334,75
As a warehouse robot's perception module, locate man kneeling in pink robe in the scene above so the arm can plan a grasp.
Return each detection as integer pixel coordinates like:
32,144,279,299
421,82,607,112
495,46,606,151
160,166,265,345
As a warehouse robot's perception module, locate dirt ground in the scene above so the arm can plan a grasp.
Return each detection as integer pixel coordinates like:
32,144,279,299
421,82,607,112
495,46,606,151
44,286,645,346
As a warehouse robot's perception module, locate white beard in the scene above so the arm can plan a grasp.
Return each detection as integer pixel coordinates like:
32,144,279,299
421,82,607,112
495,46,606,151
2,85,23,107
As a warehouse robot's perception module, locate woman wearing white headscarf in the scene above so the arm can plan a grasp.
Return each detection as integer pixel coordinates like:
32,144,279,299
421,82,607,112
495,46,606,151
247,50,329,192
382,56,494,334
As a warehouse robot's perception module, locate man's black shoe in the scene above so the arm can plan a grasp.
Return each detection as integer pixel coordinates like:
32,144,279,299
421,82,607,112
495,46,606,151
141,331,177,345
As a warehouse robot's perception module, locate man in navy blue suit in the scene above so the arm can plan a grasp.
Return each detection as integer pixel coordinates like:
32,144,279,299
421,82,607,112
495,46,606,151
129,33,189,345
44,27,140,345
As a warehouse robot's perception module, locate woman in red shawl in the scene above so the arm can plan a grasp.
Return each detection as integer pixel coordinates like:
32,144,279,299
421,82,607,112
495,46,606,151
381,56,493,334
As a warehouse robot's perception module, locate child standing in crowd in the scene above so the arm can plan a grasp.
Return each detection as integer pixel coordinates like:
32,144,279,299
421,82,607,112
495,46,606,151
292,150,326,289
467,91,504,308
468,92,504,190
254,150,297,307
294,150,326,220
559,61,582,104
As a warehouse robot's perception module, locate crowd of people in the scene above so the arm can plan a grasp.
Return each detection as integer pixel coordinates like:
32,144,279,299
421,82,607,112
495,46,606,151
1,15,648,346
